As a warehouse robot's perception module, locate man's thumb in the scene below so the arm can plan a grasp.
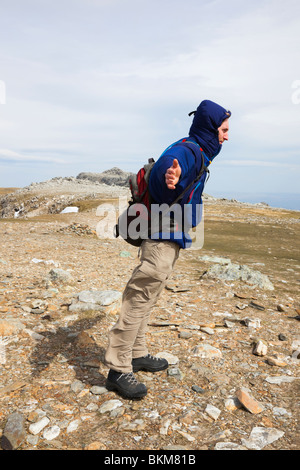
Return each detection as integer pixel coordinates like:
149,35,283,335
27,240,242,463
173,159,179,168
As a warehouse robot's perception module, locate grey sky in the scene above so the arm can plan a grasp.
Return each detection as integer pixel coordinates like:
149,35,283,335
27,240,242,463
0,0,300,201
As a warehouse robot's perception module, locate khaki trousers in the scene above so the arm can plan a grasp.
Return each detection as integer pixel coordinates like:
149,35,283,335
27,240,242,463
105,239,180,373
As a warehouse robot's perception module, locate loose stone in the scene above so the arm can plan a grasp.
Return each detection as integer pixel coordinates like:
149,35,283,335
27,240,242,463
253,340,268,356
241,426,284,450
29,417,50,435
1,412,26,450
236,388,264,414
43,425,61,441
156,352,179,365
191,343,222,359
99,400,123,414
205,404,221,421
215,442,248,450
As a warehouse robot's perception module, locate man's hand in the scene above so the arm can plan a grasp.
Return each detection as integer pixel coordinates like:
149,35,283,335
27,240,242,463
165,159,181,190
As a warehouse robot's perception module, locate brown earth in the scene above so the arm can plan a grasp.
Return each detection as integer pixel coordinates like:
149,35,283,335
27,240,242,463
0,185,299,451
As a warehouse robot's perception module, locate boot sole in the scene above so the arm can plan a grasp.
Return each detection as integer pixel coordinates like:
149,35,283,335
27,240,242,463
106,380,147,399
132,363,169,373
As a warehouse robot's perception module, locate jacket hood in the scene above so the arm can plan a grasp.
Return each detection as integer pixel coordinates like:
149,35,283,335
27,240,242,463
188,100,231,161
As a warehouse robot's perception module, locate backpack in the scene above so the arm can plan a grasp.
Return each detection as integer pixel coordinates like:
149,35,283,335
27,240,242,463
114,140,208,247
114,158,155,247
129,157,155,214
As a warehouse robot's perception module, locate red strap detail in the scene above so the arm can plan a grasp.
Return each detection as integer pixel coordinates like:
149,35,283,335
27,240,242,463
187,188,195,203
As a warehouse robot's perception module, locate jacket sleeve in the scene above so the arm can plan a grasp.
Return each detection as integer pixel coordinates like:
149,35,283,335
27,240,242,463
149,146,196,205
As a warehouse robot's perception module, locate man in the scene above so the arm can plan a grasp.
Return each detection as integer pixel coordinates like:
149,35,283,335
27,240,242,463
105,100,231,398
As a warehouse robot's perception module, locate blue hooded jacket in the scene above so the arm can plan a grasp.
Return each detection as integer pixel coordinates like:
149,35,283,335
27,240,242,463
148,100,231,249
189,100,231,162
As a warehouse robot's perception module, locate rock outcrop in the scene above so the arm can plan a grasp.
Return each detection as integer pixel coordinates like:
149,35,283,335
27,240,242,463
77,167,133,187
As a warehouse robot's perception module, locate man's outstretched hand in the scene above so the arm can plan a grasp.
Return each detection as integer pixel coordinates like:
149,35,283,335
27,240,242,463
165,159,181,190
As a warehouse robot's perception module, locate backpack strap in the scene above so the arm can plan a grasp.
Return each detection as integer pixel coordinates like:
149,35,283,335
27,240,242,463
168,149,207,208
151,138,209,212
170,139,209,203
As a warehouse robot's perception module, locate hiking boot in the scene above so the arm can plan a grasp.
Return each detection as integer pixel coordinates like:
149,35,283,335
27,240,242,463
106,370,147,399
132,354,169,373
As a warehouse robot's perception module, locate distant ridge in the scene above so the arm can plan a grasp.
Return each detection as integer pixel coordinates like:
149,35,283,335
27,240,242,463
1,167,299,219
77,168,133,187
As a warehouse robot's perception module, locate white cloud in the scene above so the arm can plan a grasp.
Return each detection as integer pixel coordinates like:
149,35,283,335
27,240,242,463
0,0,299,201
0,148,66,164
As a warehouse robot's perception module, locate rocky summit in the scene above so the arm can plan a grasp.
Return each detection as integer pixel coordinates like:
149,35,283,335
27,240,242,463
0,174,299,451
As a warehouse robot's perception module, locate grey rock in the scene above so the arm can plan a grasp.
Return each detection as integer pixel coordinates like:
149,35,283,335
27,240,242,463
168,367,183,380
69,289,122,314
1,412,26,450
179,331,193,339
90,385,108,395
156,352,179,365
118,419,146,432
241,426,284,450
191,343,222,359
29,417,50,435
204,262,274,290
43,425,61,441
273,407,292,418
27,434,39,446
191,385,206,394
199,255,231,265
48,268,73,285
265,375,297,385
71,380,85,393
78,290,121,306
215,442,248,450
162,445,192,451
253,340,268,356
244,318,261,329
66,419,81,433
77,168,132,187
99,399,123,414
119,250,132,258
200,326,215,335
278,333,288,341
205,404,221,421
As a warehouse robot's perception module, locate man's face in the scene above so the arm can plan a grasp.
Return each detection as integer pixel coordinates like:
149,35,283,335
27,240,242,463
218,118,229,144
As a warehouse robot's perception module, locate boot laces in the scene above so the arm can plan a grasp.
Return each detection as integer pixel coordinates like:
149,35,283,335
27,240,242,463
118,372,139,385
145,354,159,361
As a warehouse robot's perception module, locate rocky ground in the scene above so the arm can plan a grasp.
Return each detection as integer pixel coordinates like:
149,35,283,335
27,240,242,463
0,177,299,451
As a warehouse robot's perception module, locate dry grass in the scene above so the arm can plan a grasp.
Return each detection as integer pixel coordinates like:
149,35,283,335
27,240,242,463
187,203,300,296
0,187,19,196
74,197,120,212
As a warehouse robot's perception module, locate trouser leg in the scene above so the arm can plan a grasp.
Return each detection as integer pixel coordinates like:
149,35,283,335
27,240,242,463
105,240,180,373
131,269,169,359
